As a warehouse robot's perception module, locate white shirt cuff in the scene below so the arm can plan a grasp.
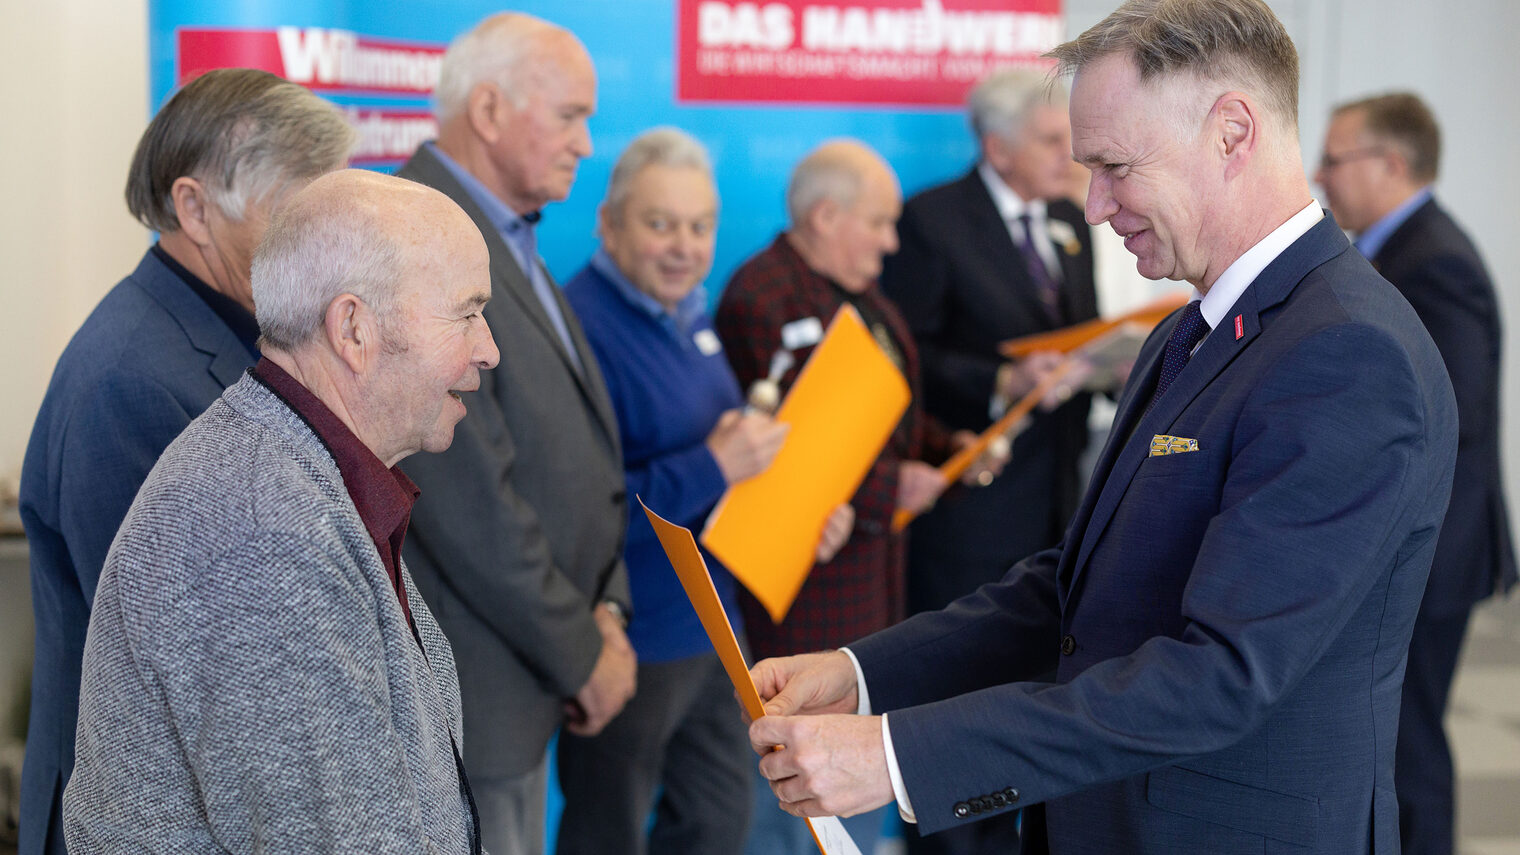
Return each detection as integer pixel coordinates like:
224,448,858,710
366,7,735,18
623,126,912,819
840,647,917,823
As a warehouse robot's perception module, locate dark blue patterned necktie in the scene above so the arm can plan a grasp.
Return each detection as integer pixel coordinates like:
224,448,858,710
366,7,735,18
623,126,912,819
1016,213,1063,324
1145,301,1210,415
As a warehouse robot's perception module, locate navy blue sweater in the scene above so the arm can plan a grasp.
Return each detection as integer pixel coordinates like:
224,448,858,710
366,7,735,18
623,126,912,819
564,257,746,663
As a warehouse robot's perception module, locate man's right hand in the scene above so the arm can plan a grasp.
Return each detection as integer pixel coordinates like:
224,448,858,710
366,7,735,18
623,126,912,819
707,409,789,484
749,650,860,721
564,603,637,736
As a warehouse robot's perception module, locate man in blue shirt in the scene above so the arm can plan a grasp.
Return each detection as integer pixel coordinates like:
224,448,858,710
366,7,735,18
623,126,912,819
1318,91,1516,855
556,127,850,855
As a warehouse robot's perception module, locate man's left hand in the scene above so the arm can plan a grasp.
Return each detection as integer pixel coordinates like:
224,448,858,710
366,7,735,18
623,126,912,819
750,713,896,819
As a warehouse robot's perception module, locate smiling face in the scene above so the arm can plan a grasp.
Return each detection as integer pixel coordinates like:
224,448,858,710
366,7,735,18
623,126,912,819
1071,53,1222,286
601,164,718,310
484,34,596,214
371,214,499,465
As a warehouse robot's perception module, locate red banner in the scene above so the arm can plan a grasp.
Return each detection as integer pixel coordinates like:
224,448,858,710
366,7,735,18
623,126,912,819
177,27,445,96
677,0,1063,106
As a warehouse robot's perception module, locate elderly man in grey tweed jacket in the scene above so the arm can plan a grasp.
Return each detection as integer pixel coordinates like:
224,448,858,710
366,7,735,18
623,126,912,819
64,170,500,854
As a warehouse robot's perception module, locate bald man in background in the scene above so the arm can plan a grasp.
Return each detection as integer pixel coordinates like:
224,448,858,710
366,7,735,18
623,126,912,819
716,139,961,855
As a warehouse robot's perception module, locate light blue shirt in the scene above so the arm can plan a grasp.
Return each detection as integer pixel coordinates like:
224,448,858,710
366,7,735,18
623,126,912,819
1355,186,1432,262
590,248,708,342
425,141,584,374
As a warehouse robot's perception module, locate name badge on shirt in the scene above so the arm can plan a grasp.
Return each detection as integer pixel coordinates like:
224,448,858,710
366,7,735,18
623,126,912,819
781,316,824,351
693,328,723,356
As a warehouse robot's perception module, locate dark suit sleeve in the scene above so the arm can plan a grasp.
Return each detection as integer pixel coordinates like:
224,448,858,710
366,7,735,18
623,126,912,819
884,205,1002,411
859,323,1439,834
403,378,604,698
58,372,195,604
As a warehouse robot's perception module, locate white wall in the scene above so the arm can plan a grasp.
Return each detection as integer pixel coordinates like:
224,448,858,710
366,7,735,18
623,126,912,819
0,0,149,500
1,0,1517,507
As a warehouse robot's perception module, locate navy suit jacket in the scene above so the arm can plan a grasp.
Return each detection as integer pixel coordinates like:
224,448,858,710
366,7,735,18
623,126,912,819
882,170,1098,581
19,249,256,855
1371,197,1516,616
851,216,1458,854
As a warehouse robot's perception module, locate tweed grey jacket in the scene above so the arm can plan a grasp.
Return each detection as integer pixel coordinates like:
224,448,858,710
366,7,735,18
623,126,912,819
64,373,475,854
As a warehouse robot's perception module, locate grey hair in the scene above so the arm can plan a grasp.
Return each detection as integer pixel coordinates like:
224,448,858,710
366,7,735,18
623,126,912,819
602,127,715,225
125,68,355,232
252,185,403,353
969,68,1068,142
786,145,865,227
1047,0,1300,137
434,13,561,123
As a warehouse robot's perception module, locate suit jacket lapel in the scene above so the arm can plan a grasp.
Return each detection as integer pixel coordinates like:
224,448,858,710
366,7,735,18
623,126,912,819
399,146,620,445
960,171,1058,329
1062,215,1352,600
136,252,253,389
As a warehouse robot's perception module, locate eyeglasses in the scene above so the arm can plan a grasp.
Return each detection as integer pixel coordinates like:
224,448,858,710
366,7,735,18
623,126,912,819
1318,147,1386,172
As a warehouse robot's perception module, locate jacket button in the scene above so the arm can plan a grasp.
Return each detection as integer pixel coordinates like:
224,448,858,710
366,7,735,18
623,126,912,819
953,802,971,818
1004,787,1020,803
991,792,1007,808
1060,635,1076,656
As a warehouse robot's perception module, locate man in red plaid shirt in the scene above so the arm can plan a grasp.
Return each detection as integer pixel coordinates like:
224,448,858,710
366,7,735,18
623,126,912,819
716,139,978,855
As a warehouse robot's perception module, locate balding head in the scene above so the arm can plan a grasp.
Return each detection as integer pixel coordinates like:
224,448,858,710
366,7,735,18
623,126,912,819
254,170,477,353
253,169,498,466
786,140,902,293
434,13,596,214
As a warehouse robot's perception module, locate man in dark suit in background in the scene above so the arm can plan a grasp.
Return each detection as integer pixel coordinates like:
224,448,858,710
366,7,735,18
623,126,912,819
394,13,635,855
881,70,1098,648
1318,91,1517,855
743,2,1458,853
18,69,354,855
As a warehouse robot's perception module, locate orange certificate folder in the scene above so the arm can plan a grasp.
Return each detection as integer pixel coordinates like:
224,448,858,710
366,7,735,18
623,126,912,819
701,305,910,624
640,499,863,855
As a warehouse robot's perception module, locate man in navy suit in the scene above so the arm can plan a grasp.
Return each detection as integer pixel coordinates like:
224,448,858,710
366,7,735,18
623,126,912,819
743,2,1459,853
1318,91,1516,855
18,69,354,855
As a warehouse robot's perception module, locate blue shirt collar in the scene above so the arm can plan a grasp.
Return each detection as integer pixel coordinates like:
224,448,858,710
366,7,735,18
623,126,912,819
425,141,537,245
591,248,708,337
1355,186,1432,261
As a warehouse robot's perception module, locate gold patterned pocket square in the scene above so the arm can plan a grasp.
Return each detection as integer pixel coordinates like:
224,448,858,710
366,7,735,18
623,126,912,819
1149,435,1200,456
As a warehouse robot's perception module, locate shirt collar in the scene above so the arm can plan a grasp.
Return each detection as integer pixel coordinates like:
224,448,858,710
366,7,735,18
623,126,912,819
590,248,708,336
150,243,261,359
1354,186,1432,261
1197,200,1324,331
425,141,539,244
977,161,1046,222
249,357,419,556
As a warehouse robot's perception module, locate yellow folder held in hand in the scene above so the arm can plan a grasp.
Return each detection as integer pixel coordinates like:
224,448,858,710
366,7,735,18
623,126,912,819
640,499,864,855
701,305,910,624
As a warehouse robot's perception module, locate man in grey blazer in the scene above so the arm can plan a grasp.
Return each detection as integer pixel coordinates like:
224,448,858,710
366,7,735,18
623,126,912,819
66,170,499,853
395,14,635,854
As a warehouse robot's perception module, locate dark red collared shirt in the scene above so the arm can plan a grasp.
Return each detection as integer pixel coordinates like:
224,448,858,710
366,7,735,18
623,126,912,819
251,357,419,626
